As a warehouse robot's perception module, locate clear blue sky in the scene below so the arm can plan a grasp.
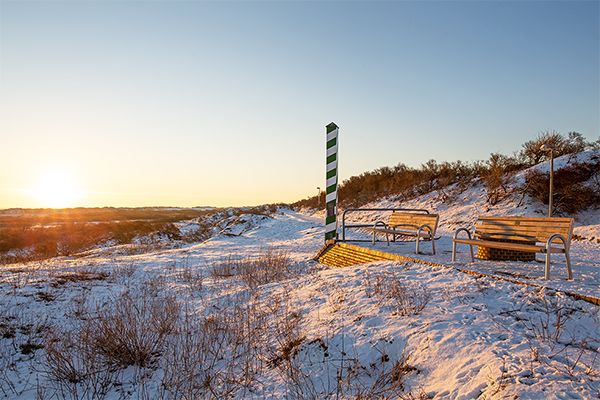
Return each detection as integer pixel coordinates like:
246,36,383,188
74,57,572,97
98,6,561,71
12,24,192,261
1,1,598,207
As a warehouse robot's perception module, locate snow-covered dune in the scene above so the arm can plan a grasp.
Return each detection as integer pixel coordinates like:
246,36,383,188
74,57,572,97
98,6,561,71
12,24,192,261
0,208,598,399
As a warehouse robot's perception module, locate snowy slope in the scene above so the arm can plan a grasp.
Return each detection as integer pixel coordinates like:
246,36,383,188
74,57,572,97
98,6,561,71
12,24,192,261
311,150,600,239
0,209,598,399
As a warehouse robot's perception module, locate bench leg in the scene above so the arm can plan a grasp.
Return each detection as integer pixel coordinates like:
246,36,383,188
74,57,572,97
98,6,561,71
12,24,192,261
451,241,457,262
372,230,376,245
386,233,390,246
415,236,420,254
452,242,474,262
545,251,551,280
565,251,573,280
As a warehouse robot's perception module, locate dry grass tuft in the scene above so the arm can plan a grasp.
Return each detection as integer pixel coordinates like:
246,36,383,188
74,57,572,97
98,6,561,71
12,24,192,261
366,272,431,316
52,270,109,287
211,248,293,289
88,290,180,368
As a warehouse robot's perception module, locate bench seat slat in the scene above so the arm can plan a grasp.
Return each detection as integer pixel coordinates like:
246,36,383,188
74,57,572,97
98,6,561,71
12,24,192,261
476,223,571,232
475,228,570,238
373,227,433,238
371,212,439,253
475,225,570,232
476,223,571,231
478,216,573,223
389,216,438,225
453,238,566,253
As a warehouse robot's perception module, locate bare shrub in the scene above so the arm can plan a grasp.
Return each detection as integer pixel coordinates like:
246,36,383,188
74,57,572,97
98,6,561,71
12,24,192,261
521,131,591,166
87,290,180,368
366,272,431,316
482,153,519,205
238,249,291,288
512,290,600,385
159,309,241,399
175,266,203,293
44,329,116,399
276,333,417,399
212,249,292,289
523,160,600,214
266,291,304,370
520,290,575,343
160,289,279,398
293,131,595,210
111,263,136,282
210,255,237,278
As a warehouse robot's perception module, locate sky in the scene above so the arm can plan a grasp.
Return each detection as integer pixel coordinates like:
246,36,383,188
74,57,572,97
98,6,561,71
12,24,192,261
0,0,598,208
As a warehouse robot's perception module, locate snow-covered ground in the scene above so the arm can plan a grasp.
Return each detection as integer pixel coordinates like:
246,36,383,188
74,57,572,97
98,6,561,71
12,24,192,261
1,209,599,399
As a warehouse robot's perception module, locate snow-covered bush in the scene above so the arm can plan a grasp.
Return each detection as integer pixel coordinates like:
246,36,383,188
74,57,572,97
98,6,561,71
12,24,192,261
523,159,600,214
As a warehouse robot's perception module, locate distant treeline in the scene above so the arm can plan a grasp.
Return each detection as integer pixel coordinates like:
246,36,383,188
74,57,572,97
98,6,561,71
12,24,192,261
0,207,216,264
0,207,214,228
0,204,285,264
293,131,600,212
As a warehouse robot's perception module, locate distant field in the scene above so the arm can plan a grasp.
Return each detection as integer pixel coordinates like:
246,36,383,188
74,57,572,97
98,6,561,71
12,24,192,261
0,207,217,264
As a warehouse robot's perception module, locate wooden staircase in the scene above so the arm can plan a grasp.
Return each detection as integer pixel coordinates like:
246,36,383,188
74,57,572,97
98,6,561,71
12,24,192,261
314,240,403,267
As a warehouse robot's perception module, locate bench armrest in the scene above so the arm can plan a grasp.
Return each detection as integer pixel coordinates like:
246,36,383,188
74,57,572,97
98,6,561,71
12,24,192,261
546,233,568,251
453,227,472,241
416,223,434,238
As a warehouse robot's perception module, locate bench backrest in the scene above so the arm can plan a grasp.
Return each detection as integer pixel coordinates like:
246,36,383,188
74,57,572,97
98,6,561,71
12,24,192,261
389,212,439,234
474,216,574,245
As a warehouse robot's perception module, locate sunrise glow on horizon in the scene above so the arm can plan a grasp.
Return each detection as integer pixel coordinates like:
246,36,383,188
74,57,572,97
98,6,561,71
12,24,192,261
27,168,85,208
1,1,598,209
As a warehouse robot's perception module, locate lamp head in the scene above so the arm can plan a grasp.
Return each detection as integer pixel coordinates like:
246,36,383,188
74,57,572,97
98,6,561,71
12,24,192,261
540,143,553,152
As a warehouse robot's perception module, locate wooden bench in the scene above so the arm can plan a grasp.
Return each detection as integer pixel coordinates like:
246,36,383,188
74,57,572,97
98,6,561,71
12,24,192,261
452,216,574,280
372,211,439,254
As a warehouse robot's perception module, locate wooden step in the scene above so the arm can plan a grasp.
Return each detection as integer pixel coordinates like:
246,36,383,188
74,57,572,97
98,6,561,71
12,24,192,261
316,241,397,267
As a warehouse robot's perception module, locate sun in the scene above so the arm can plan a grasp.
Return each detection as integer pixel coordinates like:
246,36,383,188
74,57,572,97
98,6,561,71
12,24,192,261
30,169,84,208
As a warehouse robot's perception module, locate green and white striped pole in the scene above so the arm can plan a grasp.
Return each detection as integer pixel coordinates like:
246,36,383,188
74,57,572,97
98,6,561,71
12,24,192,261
325,122,339,241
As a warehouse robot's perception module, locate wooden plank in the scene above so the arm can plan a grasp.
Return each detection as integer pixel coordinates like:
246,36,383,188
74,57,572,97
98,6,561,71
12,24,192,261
478,216,573,223
476,222,572,232
476,218,572,227
323,247,383,264
453,238,566,253
475,226,571,237
476,223,571,231
389,214,438,224
475,226,571,242
388,213,439,237
372,228,432,238
477,222,572,228
319,245,391,267
389,214,438,220
476,233,538,242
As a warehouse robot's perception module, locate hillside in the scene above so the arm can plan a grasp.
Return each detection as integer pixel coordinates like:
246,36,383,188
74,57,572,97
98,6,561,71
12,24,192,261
0,199,599,398
0,151,599,399
308,150,600,241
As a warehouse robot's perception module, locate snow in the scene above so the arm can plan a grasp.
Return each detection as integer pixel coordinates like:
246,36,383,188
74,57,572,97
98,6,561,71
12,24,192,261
0,152,598,398
312,149,600,239
1,207,599,399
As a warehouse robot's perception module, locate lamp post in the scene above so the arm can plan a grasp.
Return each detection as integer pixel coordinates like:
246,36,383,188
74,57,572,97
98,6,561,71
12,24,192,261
317,187,321,209
540,144,554,217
